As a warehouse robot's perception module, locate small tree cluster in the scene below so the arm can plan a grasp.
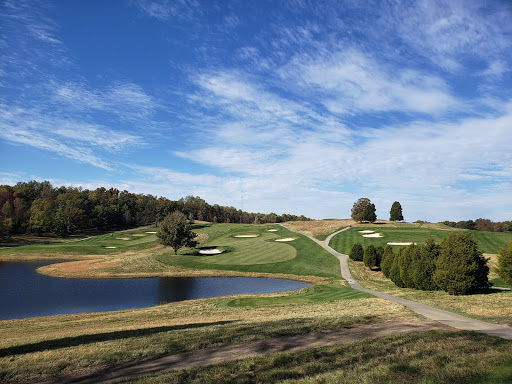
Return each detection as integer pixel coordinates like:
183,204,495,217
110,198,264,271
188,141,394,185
379,233,488,295
498,241,512,285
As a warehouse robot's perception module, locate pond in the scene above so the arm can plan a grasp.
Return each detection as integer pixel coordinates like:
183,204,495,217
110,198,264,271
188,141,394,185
0,261,309,320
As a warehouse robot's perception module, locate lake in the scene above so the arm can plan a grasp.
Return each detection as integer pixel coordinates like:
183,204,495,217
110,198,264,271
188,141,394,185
0,261,309,320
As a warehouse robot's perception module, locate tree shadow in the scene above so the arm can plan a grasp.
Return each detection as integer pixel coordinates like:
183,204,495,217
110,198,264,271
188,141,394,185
0,320,235,357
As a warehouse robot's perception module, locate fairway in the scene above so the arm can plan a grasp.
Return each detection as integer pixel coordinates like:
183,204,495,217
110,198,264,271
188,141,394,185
329,226,512,254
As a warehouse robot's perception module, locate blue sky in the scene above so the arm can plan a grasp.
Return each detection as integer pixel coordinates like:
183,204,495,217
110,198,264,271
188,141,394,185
1,0,511,221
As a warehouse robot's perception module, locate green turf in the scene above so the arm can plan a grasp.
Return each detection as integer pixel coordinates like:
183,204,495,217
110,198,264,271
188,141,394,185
226,283,373,307
329,227,512,255
157,224,342,278
490,277,512,289
0,227,158,257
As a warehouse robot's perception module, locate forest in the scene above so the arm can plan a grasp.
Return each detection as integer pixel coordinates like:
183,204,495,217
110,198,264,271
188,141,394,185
0,180,310,240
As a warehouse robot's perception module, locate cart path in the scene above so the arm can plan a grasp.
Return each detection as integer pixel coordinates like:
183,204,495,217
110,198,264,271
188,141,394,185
283,225,512,340
15,320,450,384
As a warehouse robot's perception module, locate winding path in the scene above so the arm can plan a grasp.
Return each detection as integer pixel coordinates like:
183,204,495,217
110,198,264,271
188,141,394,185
284,226,512,340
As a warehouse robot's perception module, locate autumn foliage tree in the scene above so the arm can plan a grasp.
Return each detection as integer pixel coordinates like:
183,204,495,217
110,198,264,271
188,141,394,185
351,198,376,223
157,211,197,255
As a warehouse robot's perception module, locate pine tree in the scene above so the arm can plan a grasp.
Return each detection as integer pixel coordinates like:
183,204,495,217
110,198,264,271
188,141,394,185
434,233,489,295
364,244,378,270
349,243,364,261
498,241,512,285
380,245,395,277
389,201,404,221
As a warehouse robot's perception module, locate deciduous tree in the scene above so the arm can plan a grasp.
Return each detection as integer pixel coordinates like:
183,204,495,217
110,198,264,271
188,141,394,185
351,198,371,223
157,211,197,255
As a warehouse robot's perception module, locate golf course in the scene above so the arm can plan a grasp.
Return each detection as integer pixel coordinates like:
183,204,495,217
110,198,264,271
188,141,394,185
1,219,512,383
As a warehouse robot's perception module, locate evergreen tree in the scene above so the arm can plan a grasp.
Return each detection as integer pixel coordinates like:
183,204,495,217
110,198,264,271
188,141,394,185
349,243,364,261
498,241,512,285
364,244,378,270
389,201,404,221
380,245,395,277
375,245,384,268
399,244,418,288
362,204,377,223
157,211,197,255
389,248,405,287
434,233,489,295
411,238,439,291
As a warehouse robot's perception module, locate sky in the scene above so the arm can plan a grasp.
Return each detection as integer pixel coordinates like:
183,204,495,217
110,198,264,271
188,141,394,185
1,0,511,222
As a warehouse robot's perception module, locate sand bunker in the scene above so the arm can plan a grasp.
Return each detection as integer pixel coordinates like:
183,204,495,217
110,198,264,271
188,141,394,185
358,230,374,233
275,238,296,242
387,242,416,246
199,248,223,255
363,233,383,238
235,235,259,238
146,231,157,234
105,246,117,249
131,234,145,237
267,229,278,232
115,237,130,240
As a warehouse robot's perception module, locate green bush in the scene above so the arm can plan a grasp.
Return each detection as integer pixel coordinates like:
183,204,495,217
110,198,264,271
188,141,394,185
389,248,405,287
399,244,417,288
498,241,512,285
364,244,378,270
434,233,489,295
349,243,364,261
375,246,384,268
411,238,439,291
380,245,394,277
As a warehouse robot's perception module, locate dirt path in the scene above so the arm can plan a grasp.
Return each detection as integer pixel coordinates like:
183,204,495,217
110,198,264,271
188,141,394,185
284,225,512,341
13,320,449,384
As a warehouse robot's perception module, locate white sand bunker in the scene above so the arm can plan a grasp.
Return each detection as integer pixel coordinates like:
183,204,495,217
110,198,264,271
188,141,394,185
235,235,259,238
115,237,130,240
199,248,223,255
363,233,383,238
387,242,416,246
358,230,374,234
146,231,157,234
275,238,296,242
105,246,117,249
267,229,278,232
132,234,145,237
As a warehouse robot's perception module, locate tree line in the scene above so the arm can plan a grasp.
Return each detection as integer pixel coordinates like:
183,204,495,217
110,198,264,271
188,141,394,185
350,233,492,295
0,180,310,240
441,219,512,233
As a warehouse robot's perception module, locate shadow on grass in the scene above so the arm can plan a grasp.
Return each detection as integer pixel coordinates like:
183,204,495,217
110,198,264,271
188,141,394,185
0,320,235,357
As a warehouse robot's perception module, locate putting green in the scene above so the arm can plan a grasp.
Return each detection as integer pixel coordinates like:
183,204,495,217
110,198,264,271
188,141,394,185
199,232,296,265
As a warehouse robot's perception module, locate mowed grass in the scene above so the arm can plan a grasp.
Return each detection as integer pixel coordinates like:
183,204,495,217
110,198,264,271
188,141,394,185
122,331,512,384
0,226,158,259
158,224,342,278
329,226,512,254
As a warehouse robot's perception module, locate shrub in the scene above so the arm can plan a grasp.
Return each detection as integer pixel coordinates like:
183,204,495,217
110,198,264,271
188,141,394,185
411,238,439,291
498,241,512,285
434,233,489,295
399,244,418,288
389,248,405,287
364,244,378,270
375,246,384,269
380,245,395,277
349,243,364,261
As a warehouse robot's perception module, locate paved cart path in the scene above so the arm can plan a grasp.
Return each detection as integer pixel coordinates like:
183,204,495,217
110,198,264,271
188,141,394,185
284,225,512,341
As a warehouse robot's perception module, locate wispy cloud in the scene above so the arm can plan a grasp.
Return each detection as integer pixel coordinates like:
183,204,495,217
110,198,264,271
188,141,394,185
135,0,202,20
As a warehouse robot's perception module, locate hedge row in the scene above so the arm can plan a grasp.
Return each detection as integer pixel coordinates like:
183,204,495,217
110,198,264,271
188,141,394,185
349,233,489,295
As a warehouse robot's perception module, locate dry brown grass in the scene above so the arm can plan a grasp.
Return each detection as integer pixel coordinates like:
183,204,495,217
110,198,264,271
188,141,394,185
348,259,512,326
0,292,412,380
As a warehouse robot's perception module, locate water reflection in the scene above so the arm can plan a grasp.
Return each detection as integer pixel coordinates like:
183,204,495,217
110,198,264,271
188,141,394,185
0,262,308,320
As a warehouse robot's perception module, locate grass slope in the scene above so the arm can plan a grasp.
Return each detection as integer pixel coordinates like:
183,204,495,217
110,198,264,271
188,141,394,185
157,224,342,278
330,227,512,254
